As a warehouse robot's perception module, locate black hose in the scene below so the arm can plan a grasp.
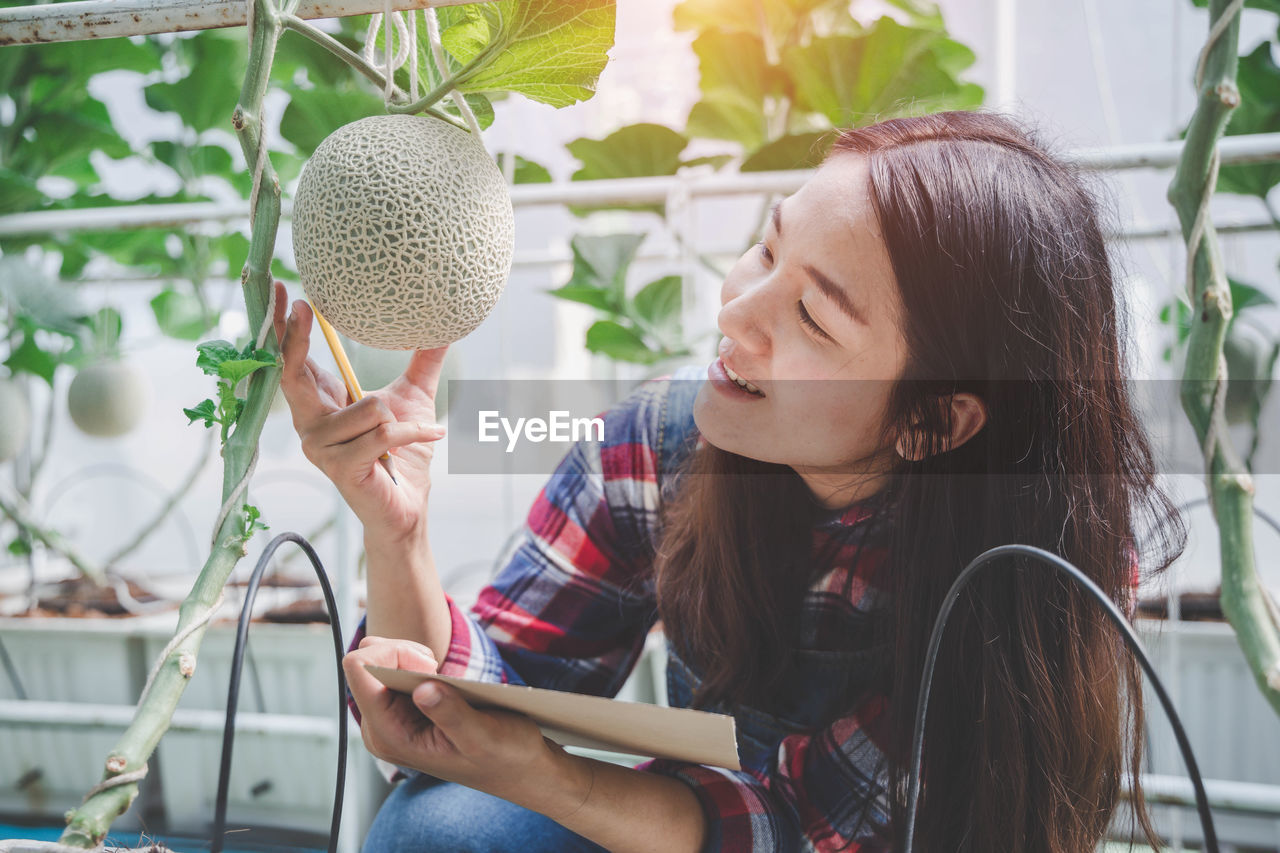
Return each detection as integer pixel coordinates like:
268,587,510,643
902,544,1219,853
211,532,348,853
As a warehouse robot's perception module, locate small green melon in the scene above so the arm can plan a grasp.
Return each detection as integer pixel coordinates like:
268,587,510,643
0,377,31,463
292,114,515,350
67,361,148,438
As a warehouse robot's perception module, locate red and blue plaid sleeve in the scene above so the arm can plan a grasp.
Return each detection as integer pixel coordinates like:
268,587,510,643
346,376,674,728
638,696,893,852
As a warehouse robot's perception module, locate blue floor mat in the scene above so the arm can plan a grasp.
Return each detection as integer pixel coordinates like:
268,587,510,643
0,821,325,852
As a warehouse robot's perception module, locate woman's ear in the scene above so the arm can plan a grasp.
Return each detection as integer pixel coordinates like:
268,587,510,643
895,393,988,461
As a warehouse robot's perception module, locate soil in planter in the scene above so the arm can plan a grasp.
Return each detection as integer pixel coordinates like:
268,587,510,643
1134,588,1224,621
258,597,332,624
13,576,172,618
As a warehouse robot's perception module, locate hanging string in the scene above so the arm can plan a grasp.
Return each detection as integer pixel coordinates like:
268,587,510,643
424,6,483,139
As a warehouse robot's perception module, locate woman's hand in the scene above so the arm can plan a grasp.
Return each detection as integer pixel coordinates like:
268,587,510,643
343,636,565,806
272,281,447,541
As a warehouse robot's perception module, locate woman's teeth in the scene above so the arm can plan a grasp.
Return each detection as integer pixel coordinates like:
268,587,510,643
723,364,763,396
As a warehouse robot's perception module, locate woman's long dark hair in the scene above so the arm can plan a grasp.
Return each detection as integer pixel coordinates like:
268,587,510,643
653,110,1186,852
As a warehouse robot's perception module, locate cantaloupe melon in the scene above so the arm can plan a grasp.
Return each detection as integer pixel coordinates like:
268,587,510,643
292,114,515,350
0,377,31,463
67,361,148,438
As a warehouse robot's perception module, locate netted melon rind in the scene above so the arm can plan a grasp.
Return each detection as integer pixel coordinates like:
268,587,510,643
292,114,515,350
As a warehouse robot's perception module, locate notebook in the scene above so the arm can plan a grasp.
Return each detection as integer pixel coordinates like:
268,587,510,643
366,665,741,771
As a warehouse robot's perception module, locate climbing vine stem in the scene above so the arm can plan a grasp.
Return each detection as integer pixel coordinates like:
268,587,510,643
1168,0,1280,714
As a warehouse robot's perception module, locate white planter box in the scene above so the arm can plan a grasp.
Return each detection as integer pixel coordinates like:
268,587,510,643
1132,617,1280,848
0,614,172,825
0,614,160,704
137,620,359,839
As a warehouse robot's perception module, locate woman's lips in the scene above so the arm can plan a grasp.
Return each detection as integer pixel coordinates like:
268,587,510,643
708,357,766,400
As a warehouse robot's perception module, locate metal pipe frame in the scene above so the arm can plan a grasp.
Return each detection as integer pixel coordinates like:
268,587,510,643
1,133,1278,239
0,0,484,47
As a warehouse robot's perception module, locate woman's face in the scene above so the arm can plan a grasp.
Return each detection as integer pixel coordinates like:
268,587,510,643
692,153,910,508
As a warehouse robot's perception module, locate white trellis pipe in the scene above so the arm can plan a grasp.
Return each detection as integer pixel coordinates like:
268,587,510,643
1122,773,1280,816
0,0,484,46
3,132,1280,239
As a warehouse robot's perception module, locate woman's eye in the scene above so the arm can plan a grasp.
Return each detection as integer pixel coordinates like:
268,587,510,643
755,240,774,264
796,300,831,341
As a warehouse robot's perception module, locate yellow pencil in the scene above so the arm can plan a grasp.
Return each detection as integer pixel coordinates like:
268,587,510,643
307,300,400,487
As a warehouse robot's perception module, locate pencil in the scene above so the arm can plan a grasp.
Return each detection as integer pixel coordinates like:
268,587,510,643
307,300,401,487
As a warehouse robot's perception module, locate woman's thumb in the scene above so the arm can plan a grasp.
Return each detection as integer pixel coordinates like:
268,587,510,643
413,682,480,752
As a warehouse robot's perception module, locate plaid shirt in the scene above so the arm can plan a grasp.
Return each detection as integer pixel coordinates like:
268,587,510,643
348,366,1142,852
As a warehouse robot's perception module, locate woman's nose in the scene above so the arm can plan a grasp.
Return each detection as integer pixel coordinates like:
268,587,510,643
717,279,772,357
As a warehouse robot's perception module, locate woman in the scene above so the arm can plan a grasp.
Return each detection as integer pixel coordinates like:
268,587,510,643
272,110,1185,852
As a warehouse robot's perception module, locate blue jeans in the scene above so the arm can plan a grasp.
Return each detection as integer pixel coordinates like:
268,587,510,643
361,771,609,853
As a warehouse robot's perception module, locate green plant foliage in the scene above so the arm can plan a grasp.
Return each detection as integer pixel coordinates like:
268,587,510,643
566,124,690,215
238,502,270,544
685,30,781,151
0,258,122,384
782,18,982,127
434,0,616,107
184,339,279,444
1215,40,1280,199
151,288,212,341
741,130,835,171
1190,0,1280,16
547,234,690,364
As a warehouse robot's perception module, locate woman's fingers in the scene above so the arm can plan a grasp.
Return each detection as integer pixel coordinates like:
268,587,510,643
342,637,439,713
311,420,446,477
400,346,449,395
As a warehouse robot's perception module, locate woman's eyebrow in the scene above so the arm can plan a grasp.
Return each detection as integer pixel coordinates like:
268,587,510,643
772,199,869,326
805,264,869,326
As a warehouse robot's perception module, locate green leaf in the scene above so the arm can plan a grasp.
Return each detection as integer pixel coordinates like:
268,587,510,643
1216,42,1280,199
279,85,384,154
151,142,236,182
152,288,212,340
7,537,33,558
183,398,218,428
741,131,835,171
440,92,496,131
4,333,59,386
239,503,270,539
0,169,45,215
275,27,365,87
508,154,553,183
194,340,242,377
143,35,246,134
546,281,619,312
0,258,83,335
585,320,663,364
566,124,688,215
83,307,124,357
568,233,646,302
782,18,983,127
216,356,278,387
684,31,779,151
568,123,689,180
679,154,734,171
437,0,616,108
631,275,684,336
673,0,846,43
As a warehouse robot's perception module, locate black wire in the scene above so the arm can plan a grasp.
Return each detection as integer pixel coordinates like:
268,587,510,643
211,532,348,853
902,543,1219,853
